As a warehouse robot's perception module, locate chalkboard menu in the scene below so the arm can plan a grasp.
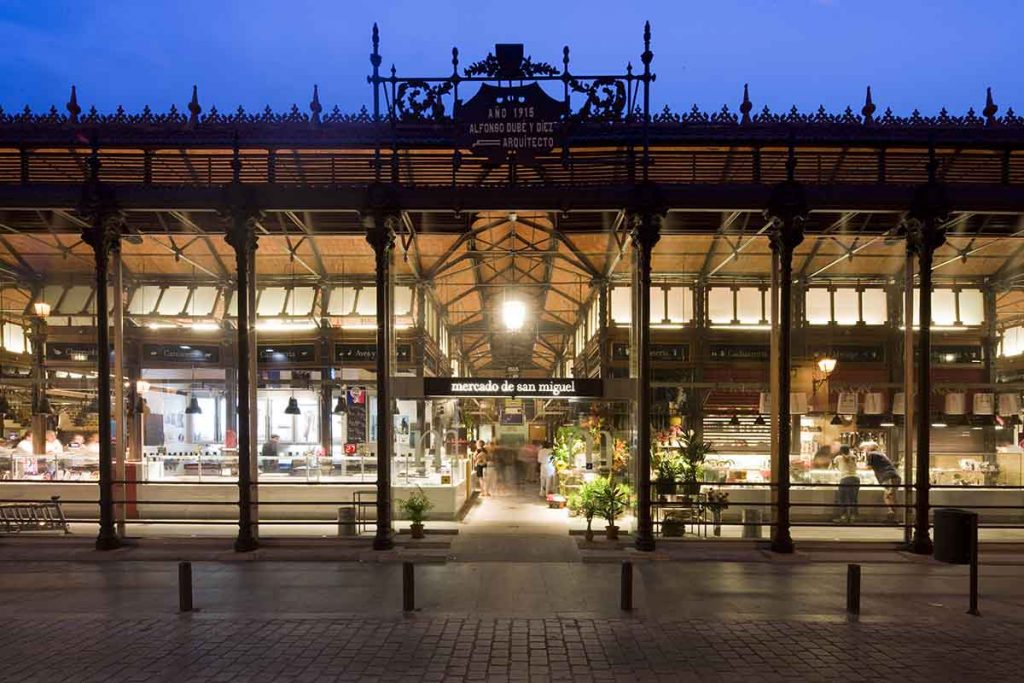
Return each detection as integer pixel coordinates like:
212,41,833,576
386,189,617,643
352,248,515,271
346,398,367,443
46,342,101,363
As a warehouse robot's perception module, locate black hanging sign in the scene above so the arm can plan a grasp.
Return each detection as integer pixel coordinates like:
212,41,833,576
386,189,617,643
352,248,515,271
708,344,769,361
458,83,563,163
425,377,603,399
334,343,412,363
46,342,100,363
143,343,220,364
258,344,317,364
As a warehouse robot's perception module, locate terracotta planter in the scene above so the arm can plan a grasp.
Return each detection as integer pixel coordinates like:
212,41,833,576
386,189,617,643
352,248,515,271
605,524,619,541
410,522,425,539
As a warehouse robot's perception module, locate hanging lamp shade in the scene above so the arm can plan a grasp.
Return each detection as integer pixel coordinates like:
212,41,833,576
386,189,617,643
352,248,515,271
284,396,301,415
185,396,202,415
333,394,348,414
753,414,766,426
830,414,844,426
728,413,740,427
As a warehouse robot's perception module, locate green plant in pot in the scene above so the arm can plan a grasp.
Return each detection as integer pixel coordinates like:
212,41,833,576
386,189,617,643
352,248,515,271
568,479,601,542
653,448,683,496
398,486,433,539
679,429,714,497
593,477,633,540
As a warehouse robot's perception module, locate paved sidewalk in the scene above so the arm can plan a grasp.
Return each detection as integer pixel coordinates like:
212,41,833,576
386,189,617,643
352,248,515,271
0,560,1020,681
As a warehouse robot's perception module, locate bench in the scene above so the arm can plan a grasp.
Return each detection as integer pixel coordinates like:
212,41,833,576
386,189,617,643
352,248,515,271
0,495,70,534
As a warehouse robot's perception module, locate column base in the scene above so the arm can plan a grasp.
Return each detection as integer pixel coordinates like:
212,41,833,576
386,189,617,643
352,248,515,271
908,530,933,555
234,532,258,553
634,534,656,552
770,529,795,554
94,531,121,551
373,532,395,551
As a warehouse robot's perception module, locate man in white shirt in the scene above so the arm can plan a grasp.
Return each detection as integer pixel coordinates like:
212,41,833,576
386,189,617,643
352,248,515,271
537,441,554,497
44,430,64,455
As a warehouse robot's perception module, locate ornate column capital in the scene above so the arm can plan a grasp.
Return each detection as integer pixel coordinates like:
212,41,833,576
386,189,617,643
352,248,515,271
628,211,661,252
223,205,263,254
904,181,949,257
366,211,399,255
79,180,124,257
765,179,808,255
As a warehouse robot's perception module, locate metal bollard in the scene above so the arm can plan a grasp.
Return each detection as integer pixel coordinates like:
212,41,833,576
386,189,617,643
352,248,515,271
178,561,193,613
403,562,415,612
620,561,633,611
968,515,980,616
846,563,860,617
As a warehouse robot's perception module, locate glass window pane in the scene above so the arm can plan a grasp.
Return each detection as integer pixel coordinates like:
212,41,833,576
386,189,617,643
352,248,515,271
932,289,956,326
327,286,356,316
708,287,734,324
736,287,762,324
129,285,162,315
2,323,26,354
58,285,92,314
958,289,984,326
38,285,64,311
225,290,237,317
157,286,190,315
394,286,413,316
666,286,692,323
834,288,859,325
286,287,316,316
257,287,287,316
860,289,887,325
189,287,218,316
805,288,831,325
649,287,667,323
355,287,377,316
610,286,631,324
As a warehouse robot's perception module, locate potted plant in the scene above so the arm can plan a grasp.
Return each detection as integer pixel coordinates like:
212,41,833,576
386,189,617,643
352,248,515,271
594,477,633,540
662,511,686,537
653,448,683,496
679,429,714,497
398,486,433,539
568,479,601,542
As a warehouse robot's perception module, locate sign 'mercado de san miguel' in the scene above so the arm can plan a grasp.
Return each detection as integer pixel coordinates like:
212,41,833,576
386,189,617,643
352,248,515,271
459,83,563,163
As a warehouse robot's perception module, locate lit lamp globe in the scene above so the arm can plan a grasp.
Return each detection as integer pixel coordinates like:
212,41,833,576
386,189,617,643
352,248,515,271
817,356,837,377
502,300,526,331
33,302,51,318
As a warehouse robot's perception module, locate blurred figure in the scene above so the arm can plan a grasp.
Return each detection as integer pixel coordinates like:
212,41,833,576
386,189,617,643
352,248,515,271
84,432,101,455
832,445,860,523
473,439,489,496
538,441,555,498
864,443,901,523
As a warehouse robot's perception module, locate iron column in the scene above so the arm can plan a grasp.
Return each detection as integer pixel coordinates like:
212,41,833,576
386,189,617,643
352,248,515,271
368,213,397,550
631,211,659,552
226,207,260,552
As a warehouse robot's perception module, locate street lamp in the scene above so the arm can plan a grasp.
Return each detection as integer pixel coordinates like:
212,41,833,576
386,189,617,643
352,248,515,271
32,301,51,318
812,355,838,394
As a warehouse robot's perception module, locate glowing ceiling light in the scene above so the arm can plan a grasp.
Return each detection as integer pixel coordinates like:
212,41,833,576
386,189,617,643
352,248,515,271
502,300,526,331
191,322,220,331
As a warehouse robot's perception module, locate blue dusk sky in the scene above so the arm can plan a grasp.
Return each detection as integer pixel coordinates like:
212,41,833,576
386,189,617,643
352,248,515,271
0,0,1020,118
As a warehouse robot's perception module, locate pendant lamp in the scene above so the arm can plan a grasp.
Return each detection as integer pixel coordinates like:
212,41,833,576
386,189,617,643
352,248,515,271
333,392,348,414
285,396,302,415
830,414,844,426
729,413,740,427
753,414,766,426
185,396,202,414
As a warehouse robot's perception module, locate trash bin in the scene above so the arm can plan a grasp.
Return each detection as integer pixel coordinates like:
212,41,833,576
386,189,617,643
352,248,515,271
933,508,977,564
741,508,763,539
337,507,357,537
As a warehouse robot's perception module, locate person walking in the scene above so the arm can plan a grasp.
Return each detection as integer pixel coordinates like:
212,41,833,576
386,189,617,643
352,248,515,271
833,445,860,523
538,441,555,499
473,440,489,496
864,443,901,523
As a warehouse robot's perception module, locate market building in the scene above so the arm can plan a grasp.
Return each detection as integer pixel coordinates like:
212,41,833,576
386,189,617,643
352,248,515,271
1,24,1023,553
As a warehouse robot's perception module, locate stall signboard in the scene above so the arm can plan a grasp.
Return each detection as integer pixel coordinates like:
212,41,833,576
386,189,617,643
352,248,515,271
334,343,412,363
258,344,316,364
893,392,906,415
458,81,563,164
143,343,220,364
612,343,688,362
709,344,769,361
931,345,983,364
758,392,811,414
810,346,884,363
863,392,886,415
46,342,102,363
997,392,1020,416
425,377,603,399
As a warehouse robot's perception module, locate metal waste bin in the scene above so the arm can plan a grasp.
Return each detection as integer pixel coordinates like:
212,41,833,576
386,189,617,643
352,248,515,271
934,508,977,564
337,506,357,537
741,508,763,539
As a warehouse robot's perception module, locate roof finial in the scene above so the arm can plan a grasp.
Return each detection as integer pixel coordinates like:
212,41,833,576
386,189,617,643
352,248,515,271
861,86,876,125
310,84,322,126
187,85,201,128
451,47,459,75
740,83,752,125
66,85,80,124
983,86,998,126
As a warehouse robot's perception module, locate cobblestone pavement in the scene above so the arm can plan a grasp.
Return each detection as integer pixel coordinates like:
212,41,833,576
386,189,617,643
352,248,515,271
2,613,1018,682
